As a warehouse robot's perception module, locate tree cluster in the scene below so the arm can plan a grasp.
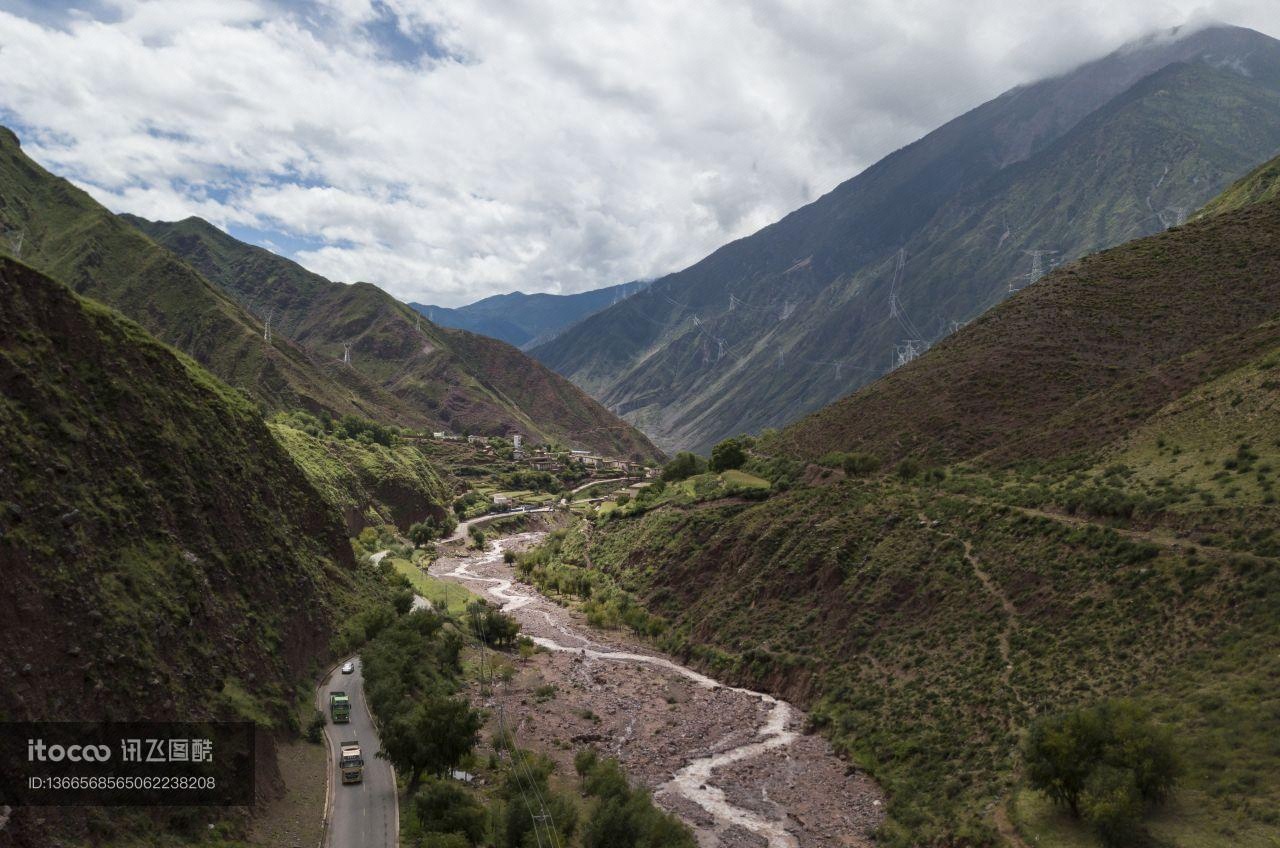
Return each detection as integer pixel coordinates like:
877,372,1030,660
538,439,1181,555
1023,700,1181,846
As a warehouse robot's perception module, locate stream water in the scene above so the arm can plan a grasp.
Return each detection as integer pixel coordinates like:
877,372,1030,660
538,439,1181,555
433,532,883,847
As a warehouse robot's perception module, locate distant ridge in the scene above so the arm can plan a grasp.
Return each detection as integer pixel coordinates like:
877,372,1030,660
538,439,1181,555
411,279,650,350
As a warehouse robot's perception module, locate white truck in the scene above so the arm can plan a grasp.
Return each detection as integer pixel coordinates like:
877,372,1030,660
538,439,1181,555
339,741,364,785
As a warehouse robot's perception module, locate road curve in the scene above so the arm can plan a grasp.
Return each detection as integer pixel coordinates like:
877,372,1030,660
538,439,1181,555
318,658,397,848
444,507,553,543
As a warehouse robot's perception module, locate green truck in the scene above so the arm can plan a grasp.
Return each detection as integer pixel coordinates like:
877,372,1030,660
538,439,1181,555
329,691,351,723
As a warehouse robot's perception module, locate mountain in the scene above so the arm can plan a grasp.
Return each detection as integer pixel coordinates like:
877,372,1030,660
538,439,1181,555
411,280,649,350
773,185,1280,466
125,214,662,462
531,24,1280,454
0,255,391,842
538,183,1280,844
0,127,408,425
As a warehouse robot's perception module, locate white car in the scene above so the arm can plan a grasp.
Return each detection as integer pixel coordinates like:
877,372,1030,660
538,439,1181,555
341,661,355,675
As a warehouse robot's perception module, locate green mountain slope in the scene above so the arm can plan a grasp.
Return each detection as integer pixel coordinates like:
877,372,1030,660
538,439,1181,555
531,25,1280,454
127,215,662,462
532,187,1280,844
1196,151,1280,217
0,128,412,425
269,414,452,533
0,256,390,842
411,280,648,350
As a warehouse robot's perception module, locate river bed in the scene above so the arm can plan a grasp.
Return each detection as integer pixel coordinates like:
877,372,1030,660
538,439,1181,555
431,531,883,848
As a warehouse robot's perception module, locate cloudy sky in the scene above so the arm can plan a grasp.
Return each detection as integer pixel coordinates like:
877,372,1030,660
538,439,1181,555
0,1,1276,306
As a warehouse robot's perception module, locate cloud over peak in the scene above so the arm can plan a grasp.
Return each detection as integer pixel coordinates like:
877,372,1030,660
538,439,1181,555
1,0,1275,305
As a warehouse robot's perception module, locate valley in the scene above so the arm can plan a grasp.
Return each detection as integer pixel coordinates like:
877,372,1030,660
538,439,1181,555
1,10,1278,848
431,531,885,847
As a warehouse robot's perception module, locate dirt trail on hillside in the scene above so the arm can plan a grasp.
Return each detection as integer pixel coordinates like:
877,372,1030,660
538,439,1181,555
431,533,884,848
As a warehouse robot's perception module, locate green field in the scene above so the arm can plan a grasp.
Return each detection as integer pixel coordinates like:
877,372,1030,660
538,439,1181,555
389,557,483,616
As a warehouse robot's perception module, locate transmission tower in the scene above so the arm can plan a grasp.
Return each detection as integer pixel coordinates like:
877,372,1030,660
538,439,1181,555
888,248,905,318
1011,250,1059,292
263,308,274,344
780,300,794,321
947,319,969,335
1164,206,1188,228
893,339,924,369
5,228,23,258
342,342,352,366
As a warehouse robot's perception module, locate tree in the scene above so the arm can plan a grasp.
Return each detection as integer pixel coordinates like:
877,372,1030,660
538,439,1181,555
661,452,705,482
1023,700,1180,842
410,513,458,545
1080,765,1144,847
392,589,415,616
413,777,487,844
709,438,746,472
381,696,483,792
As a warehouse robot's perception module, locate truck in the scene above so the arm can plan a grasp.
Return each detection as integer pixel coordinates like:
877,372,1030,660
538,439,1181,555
339,741,363,785
329,691,351,723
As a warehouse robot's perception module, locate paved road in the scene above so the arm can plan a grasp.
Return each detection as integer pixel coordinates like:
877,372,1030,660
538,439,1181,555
444,507,553,543
319,658,397,848
568,476,636,496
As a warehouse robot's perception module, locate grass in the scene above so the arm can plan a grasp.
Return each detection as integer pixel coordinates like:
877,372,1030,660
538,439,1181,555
1012,787,1280,848
549,470,1280,846
720,469,770,489
270,419,450,533
0,257,397,843
389,556,483,616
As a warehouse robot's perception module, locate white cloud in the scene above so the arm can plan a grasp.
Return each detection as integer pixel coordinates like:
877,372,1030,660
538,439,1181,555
0,0,1276,305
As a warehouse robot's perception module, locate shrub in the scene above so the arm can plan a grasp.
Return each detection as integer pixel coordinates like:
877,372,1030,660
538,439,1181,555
662,452,706,482
709,438,746,472
413,777,487,844
1023,700,1180,843
843,452,881,476
305,709,326,744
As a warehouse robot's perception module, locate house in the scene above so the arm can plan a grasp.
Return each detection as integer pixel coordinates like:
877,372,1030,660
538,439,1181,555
492,494,511,506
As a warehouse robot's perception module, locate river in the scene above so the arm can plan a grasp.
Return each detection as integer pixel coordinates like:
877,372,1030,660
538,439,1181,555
431,531,883,848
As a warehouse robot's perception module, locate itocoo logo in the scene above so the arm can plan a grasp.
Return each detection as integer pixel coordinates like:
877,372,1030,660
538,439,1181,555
27,739,112,762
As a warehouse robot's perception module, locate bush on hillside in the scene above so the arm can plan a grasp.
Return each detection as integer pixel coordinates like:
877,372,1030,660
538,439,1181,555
709,438,746,472
662,451,706,481
1023,700,1180,846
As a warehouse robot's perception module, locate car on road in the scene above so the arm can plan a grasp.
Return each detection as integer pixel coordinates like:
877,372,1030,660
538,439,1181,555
341,661,355,674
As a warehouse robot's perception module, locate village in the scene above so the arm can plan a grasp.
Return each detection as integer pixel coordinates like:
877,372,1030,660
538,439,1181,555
416,429,658,514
